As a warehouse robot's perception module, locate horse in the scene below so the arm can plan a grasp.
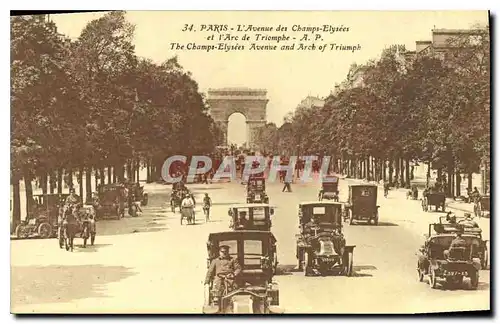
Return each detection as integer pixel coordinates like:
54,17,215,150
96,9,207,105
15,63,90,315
60,205,80,251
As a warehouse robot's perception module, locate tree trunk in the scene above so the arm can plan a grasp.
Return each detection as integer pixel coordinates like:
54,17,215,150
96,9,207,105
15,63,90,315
447,159,454,198
146,160,151,183
112,167,117,183
467,172,473,191
366,157,371,181
136,160,140,182
57,168,63,194
12,176,21,233
49,170,56,194
85,167,92,203
426,162,431,188
410,165,415,180
394,158,400,187
94,168,98,189
78,167,84,199
405,159,411,188
108,166,112,184
68,169,74,189
388,160,393,184
100,168,105,185
400,158,405,187
455,171,461,197
40,173,48,195
23,168,34,220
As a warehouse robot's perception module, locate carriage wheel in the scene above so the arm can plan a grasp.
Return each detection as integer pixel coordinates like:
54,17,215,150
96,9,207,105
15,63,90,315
37,222,52,239
15,224,29,239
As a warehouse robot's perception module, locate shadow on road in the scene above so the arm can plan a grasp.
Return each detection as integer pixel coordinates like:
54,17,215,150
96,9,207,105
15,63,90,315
276,264,298,275
11,265,137,306
351,222,399,227
71,243,112,253
353,265,377,271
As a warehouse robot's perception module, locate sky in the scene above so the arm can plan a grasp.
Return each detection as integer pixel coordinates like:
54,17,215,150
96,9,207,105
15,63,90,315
50,11,488,145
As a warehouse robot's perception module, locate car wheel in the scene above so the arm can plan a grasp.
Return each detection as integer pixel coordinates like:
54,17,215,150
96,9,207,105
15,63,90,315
469,270,479,290
482,246,488,270
349,210,355,225
429,268,438,289
303,251,311,276
15,224,28,239
345,252,353,277
417,264,424,282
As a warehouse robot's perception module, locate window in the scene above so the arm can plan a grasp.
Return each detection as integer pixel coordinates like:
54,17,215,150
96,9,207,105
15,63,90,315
361,189,370,197
313,207,326,214
253,208,266,221
243,240,263,266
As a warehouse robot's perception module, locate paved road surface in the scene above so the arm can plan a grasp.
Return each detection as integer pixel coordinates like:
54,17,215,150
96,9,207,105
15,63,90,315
11,178,490,314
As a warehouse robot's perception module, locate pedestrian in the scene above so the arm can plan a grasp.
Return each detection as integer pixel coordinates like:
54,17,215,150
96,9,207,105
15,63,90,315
282,178,292,192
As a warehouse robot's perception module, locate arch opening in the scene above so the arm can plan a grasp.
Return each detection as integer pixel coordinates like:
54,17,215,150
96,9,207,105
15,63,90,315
227,112,247,149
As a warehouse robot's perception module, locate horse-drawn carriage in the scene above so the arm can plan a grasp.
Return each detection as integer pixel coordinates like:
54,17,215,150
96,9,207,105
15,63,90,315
15,193,69,239
474,196,490,218
228,204,275,232
58,204,97,251
416,222,482,289
246,176,269,204
203,231,282,314
422,190,446,212
343,184,380,225
296,201,355,276
96,184,126,220
318,176,339,201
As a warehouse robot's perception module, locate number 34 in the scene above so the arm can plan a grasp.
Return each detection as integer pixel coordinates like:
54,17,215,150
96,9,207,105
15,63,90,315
182,24,194,32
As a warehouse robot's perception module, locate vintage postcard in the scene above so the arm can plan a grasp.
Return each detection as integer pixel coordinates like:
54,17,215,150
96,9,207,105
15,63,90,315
10,10,490,314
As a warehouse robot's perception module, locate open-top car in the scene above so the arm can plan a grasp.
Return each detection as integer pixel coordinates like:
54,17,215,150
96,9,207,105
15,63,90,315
296,201,355,276
246,176,269,204
203,231,282,314
416,223,482,289
16,193,69,239
228,203,275,231
343,184,379,225
318,175,340,201
437,215,488,269
96,184,126,220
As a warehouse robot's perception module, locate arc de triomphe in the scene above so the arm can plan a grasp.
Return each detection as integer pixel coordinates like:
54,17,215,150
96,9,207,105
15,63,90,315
207,88,268,149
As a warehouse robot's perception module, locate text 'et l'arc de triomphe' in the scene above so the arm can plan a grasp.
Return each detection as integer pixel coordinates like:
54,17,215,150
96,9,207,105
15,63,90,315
206,88,268,150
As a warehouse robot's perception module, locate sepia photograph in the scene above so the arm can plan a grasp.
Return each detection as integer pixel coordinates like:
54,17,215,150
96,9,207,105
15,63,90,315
10,10,490,314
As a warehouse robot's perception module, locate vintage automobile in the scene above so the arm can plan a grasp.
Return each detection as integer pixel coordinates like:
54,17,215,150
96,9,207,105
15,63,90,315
203,231,283,314
96,184,126,220
474,195,490,218
15,193,69,239
422,189,446,212
343,184,379,225
416,223,481,289
438,215,488,270
126,182,149,206
228,204,275,232
246,177,269,204
296,201,355,276
318,175,340,201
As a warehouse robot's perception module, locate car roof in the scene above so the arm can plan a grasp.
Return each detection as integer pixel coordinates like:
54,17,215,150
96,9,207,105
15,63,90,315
208,230,276,242
300,201,343,206
229,203,275,208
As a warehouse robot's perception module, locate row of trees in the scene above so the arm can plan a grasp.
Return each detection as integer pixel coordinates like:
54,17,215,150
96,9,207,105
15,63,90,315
11,12,223,230
254,26,490,197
